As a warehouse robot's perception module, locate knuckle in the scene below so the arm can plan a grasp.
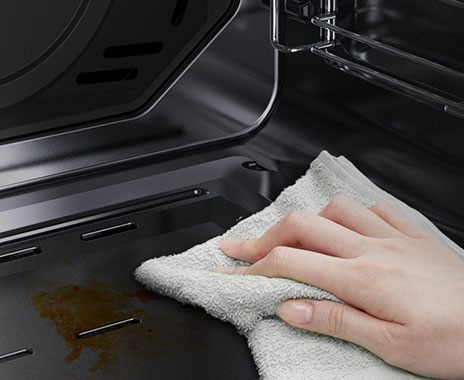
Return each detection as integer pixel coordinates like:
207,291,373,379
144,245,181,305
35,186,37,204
281,210,313,238
326,304,346,337
377,325,397,347
350,259,378,283
383,336,419,370
352,255,400,281
320,195,355,221
378,238,406,255
328,194,350,210
281,211,312,233
349,259,392,298
249,239,267,261
374,324,403,353
267,247,290,271
370,202,396,220
371,202,391,213
378,325,423,370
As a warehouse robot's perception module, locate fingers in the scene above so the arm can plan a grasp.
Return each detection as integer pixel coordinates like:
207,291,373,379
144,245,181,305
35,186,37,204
319,195,403,238
277,299,401,360
215,246,350,297
221,196,425,265
369,203,426,239
221,210,366,262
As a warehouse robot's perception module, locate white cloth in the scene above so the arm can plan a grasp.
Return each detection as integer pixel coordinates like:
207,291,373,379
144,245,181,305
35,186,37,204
135,151,463,379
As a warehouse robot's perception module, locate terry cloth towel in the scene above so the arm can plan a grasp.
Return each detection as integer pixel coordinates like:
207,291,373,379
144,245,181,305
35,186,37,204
135,151,464,380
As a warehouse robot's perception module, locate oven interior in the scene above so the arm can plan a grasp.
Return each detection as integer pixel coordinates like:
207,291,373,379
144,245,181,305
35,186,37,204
0,0,463,378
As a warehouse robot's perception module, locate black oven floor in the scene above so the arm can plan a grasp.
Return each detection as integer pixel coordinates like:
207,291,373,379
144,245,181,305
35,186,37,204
0,157,281,379
0,225,259,379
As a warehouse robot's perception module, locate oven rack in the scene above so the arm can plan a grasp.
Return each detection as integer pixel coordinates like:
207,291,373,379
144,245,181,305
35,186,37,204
271,0,464,119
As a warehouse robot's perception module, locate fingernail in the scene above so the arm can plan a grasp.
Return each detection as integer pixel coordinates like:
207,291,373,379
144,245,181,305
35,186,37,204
277,300,313,324
220,239,246,254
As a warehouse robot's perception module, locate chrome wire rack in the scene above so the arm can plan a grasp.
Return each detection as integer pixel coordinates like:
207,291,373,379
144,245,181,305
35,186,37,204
272,0,464,119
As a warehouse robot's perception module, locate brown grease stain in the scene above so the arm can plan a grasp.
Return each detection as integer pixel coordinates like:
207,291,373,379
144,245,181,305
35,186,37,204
30,283,160,373
131,289,161,303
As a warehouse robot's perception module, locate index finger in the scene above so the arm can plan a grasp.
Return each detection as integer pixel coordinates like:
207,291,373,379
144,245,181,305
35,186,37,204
216,246,351,299
220,210,367,263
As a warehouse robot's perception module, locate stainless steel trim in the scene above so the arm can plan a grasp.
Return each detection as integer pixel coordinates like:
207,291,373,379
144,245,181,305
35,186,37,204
320,0,336,44
270,0,464,118
271,0,319,53
312,15,464,79
310,47,464,116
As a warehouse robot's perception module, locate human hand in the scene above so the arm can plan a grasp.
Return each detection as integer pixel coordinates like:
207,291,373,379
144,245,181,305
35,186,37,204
218,196,464,379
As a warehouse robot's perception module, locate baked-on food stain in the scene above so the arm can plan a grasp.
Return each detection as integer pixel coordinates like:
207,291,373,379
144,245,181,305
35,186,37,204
30,283,159,372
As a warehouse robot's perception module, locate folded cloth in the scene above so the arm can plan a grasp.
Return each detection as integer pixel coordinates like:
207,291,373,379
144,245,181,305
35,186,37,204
135,151,464,379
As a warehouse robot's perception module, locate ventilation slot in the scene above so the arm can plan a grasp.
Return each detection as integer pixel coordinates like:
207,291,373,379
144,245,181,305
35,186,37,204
104,42,164,59
0,349,33,364
77,318,141,339
81,222,137,241
171,0,189,27
76,68,138,85
0,247,41,264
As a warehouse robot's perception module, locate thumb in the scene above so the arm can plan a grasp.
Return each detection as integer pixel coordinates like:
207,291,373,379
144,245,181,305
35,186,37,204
277,299,399,358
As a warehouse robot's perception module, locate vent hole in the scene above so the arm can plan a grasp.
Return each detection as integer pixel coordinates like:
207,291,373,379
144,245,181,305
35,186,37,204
81,222,137,241
76,68,138,85
0,247,41,264
171,0,189,27
104,42,164,59
77,318,141,339
0,349,33,364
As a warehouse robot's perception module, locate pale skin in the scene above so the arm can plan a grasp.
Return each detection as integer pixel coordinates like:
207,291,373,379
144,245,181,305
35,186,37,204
217,195,464,380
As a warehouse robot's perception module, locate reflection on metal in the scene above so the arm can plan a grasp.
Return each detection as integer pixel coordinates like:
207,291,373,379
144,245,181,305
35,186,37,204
271,0,321,53
171,0,189,27
0,349,33,364
77,318,141,339
271,0,464,118
0,247,41,264
81,223,137,241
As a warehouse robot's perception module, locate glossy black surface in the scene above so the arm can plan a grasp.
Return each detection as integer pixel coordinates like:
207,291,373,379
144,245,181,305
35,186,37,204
0,157,277,379
328,0,464,112
351,0,464,70
0,0,240,140
0,1,463,378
